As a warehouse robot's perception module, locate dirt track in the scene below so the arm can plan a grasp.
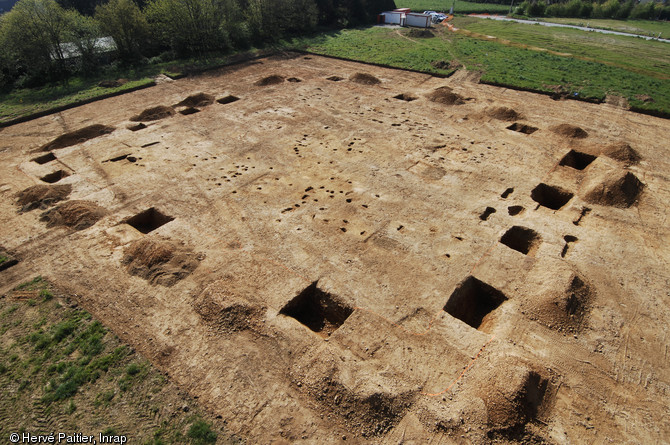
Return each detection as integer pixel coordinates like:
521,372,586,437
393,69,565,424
1,53,670,443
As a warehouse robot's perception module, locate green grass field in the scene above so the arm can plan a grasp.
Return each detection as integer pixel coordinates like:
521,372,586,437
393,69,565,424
0,52,249,125
0,78,154,124
452,16,670,80
537,17,670,37
397,0,510,14
292,24,670,113
0,277,240,444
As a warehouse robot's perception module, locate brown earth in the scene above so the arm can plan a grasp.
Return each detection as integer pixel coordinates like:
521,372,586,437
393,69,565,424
15,184,72,212
1,54,669,444
551,123,589,138
130,105,175,122
122,237,201,287
427,86,466,105
255,74,285,86
488,106,521,121
39,124,115,151
174,92,216,108
602,141,641,166
39,200,107,230
350,72,381,85
407,29,435,38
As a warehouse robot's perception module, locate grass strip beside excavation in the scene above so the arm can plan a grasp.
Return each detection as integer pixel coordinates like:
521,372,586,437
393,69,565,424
294,25,670,114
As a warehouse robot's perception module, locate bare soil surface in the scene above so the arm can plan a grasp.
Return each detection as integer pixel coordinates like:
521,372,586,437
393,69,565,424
1,53,669,444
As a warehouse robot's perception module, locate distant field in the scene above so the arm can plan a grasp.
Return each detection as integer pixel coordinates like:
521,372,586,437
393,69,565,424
537,17,670,37
293,24,670,113
452,16,670,80
397,0,510,13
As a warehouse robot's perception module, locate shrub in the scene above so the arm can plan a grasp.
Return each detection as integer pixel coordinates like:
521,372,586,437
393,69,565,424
187,420,217,444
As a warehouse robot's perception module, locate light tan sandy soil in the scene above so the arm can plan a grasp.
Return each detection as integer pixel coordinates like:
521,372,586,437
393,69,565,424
1,53,669,444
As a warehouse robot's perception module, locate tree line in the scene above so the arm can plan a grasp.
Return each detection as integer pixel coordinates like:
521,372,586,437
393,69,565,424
514,0,670,20
0,0,395,90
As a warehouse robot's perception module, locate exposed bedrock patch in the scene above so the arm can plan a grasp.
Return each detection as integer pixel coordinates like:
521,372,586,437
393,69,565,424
427,86,465,105
350,73,381,85
130,105,175,122
174,92,215,108
39,200,107,230
39,124,115,151
193,284,264,334
255,74,285,86
582,171,643,208
551,123,588,139
122,237,201,286
487,106,520,121
16,184,72,212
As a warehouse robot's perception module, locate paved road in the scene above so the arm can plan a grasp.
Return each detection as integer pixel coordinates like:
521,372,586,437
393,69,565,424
468,15,670,43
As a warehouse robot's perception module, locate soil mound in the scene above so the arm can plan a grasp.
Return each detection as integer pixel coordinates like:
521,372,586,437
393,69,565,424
551,124,588,139
40,124,115,151
526,275,592,332
431,60,461,70
174,92,215,108
478,362,551,432
16,184,72,212
130,106,175,122
193,287,263,334
350,73,381,85
98,79,127,88
127,123,147,131
583,171,643,208
488,106,520,121
427,86,465,105
0,247,19,271
122,238,201,287
407,29,434,38
602,142,640,166
39,200,106,230
255,75,285,86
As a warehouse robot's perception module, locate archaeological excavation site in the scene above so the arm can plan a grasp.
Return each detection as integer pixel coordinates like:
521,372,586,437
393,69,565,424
1,53,669,443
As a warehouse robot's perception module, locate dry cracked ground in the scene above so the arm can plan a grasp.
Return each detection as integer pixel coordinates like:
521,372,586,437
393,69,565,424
1,53,669,444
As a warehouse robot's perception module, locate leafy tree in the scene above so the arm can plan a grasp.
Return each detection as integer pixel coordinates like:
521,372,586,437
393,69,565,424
65,10,101,74
246,0,317,42
0,0,72,79
146,0,238,55
95,0,149,61
56,0,102,15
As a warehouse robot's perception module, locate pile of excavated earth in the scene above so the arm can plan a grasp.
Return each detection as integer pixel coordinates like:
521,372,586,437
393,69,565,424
1,53,669,443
